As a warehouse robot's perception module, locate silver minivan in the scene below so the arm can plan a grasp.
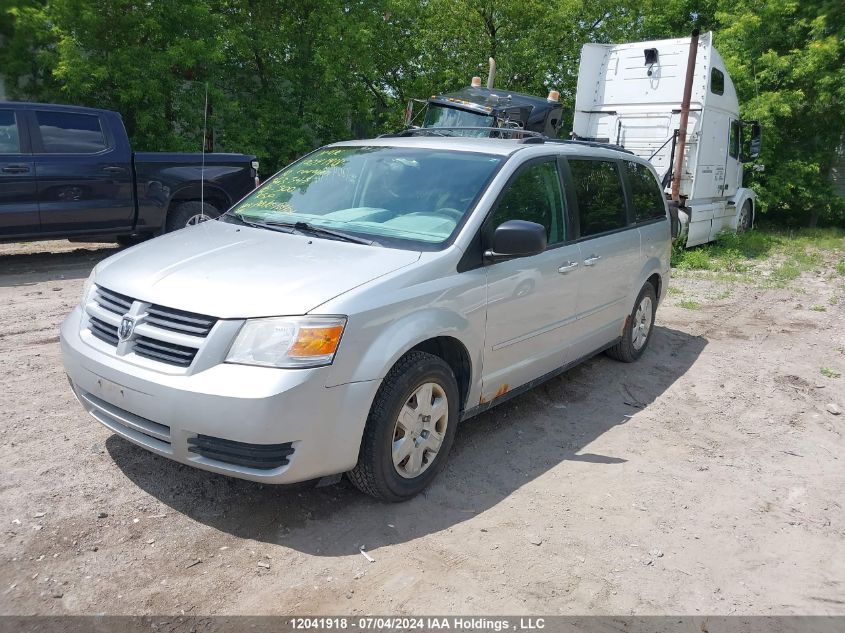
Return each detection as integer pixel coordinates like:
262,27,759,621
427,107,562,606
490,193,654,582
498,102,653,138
60,135,670,501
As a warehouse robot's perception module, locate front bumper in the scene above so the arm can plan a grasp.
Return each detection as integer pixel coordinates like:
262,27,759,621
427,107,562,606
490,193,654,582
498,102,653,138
60,306,380,484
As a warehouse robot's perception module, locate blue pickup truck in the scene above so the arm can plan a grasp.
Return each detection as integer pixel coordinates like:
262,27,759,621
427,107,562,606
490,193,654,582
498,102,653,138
0,102,258,244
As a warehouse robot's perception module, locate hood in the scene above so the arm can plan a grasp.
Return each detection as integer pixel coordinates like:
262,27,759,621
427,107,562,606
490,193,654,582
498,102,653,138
94,221,421,318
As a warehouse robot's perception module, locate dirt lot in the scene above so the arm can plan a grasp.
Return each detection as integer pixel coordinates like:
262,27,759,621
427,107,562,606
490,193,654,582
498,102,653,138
1,239,843,616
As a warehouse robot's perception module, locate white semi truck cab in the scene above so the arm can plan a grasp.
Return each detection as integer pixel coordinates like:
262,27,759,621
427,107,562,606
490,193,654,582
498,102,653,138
573,31,762,246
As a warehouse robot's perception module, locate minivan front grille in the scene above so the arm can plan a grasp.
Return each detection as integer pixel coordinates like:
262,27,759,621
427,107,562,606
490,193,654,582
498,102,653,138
94,286,133,315
89,315,119,345
133,336,198,367
145,305,216,337
86,285,217,369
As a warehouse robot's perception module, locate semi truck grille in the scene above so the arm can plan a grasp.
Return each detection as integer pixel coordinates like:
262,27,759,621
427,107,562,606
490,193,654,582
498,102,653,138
86,285,217,369
187,435,295,470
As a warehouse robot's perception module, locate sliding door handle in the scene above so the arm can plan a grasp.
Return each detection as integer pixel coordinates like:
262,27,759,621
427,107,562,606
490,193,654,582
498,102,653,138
1,165,30,174
583,254,602,266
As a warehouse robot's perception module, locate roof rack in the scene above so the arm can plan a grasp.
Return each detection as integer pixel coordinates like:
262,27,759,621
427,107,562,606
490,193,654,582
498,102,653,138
379,127,632,154
379,126,545,139
525,137,634,154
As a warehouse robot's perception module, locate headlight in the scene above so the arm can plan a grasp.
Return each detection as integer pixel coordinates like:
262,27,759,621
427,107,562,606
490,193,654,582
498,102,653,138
81,270,96,306
226,316,347,368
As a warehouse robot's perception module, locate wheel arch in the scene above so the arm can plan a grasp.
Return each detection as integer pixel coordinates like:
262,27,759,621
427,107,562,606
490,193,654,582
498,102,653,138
732,188,757,228
409,336,473,414
327,307,482,414
167,182,231,215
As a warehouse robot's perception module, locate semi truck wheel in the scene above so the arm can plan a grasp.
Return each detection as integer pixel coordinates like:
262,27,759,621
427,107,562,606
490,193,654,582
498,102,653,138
166,201,221,232
737,201,752,232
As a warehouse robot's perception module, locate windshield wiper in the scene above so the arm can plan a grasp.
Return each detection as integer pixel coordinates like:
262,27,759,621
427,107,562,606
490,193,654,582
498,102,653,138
223,212,294,233
269,220,376,245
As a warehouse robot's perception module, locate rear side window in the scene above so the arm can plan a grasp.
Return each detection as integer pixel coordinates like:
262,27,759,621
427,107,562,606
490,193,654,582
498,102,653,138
569,159,627,237
625,161,667,223
711,68,725,95
35,111,107,154
487,160,565,245
0,110,21,154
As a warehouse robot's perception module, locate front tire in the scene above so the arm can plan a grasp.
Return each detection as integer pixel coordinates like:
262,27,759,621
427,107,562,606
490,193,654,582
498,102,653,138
606,282,657,363
348,351,459,502
165,201,221,233
737,200,752,233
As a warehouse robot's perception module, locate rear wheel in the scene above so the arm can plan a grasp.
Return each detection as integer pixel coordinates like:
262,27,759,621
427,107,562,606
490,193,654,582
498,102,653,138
606,282,657,363
165,201,221,233
348,351,459,502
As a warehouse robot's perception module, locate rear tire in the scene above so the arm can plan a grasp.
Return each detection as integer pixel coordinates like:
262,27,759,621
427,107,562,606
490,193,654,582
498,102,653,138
348,351,459,502
606,282,657,363
165,201,221,233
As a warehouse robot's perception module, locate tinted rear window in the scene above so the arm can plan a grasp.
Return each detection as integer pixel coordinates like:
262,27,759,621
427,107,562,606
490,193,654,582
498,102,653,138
0,110,21,154
36,111,107,154
625,161,666,223
569,159,627,237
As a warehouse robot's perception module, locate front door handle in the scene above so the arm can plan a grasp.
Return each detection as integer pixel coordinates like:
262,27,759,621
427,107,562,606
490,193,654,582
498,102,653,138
558,261,579,274
1,165,30,174
102,166,127,174
583,254,602,266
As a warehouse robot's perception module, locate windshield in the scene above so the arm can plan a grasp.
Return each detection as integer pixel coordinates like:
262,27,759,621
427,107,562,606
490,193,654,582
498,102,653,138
423,105,494,136
231,146,503,249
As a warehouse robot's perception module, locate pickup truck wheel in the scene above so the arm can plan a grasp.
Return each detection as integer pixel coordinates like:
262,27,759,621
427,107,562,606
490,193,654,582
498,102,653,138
606,282,657,363
348,351,459,502
166,201,221,232
116,235,146,246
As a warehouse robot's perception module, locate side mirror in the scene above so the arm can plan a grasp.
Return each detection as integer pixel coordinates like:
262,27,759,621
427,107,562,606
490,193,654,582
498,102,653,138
744,121,762,161
484,220,547,261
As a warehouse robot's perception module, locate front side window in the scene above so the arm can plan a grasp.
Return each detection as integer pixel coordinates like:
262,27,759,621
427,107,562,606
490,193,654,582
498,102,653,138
486,160,565,246
729,120,741,159
711,68,725,95
35,111,107,154
569,159,627,237
231,146,503,249
0,110,21,154
625,161,667,223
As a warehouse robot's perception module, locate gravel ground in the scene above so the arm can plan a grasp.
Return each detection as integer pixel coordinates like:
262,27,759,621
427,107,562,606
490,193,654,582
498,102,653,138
0,239,843,616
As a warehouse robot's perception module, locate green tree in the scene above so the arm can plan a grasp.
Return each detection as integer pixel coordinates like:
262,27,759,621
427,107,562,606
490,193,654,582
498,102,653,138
715,0,845,225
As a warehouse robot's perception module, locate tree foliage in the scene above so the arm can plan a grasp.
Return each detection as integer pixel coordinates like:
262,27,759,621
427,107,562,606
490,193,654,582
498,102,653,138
0,0,842,225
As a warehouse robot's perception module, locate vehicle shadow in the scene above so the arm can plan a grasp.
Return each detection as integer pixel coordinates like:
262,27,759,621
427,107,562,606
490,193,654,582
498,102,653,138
107,325,706,557
0,244,120,287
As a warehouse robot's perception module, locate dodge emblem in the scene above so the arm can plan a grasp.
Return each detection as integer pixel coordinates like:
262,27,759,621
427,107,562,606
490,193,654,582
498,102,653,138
118,316,135,341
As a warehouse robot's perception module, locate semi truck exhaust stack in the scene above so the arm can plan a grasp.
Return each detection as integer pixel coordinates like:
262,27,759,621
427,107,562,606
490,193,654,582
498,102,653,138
670,29,700,202
486,58,496,89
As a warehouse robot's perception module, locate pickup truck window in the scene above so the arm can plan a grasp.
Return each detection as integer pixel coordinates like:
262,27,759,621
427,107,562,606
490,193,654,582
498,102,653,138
232,146,502,249
35,111,108,154
569,159,627,237
0,110,20,154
